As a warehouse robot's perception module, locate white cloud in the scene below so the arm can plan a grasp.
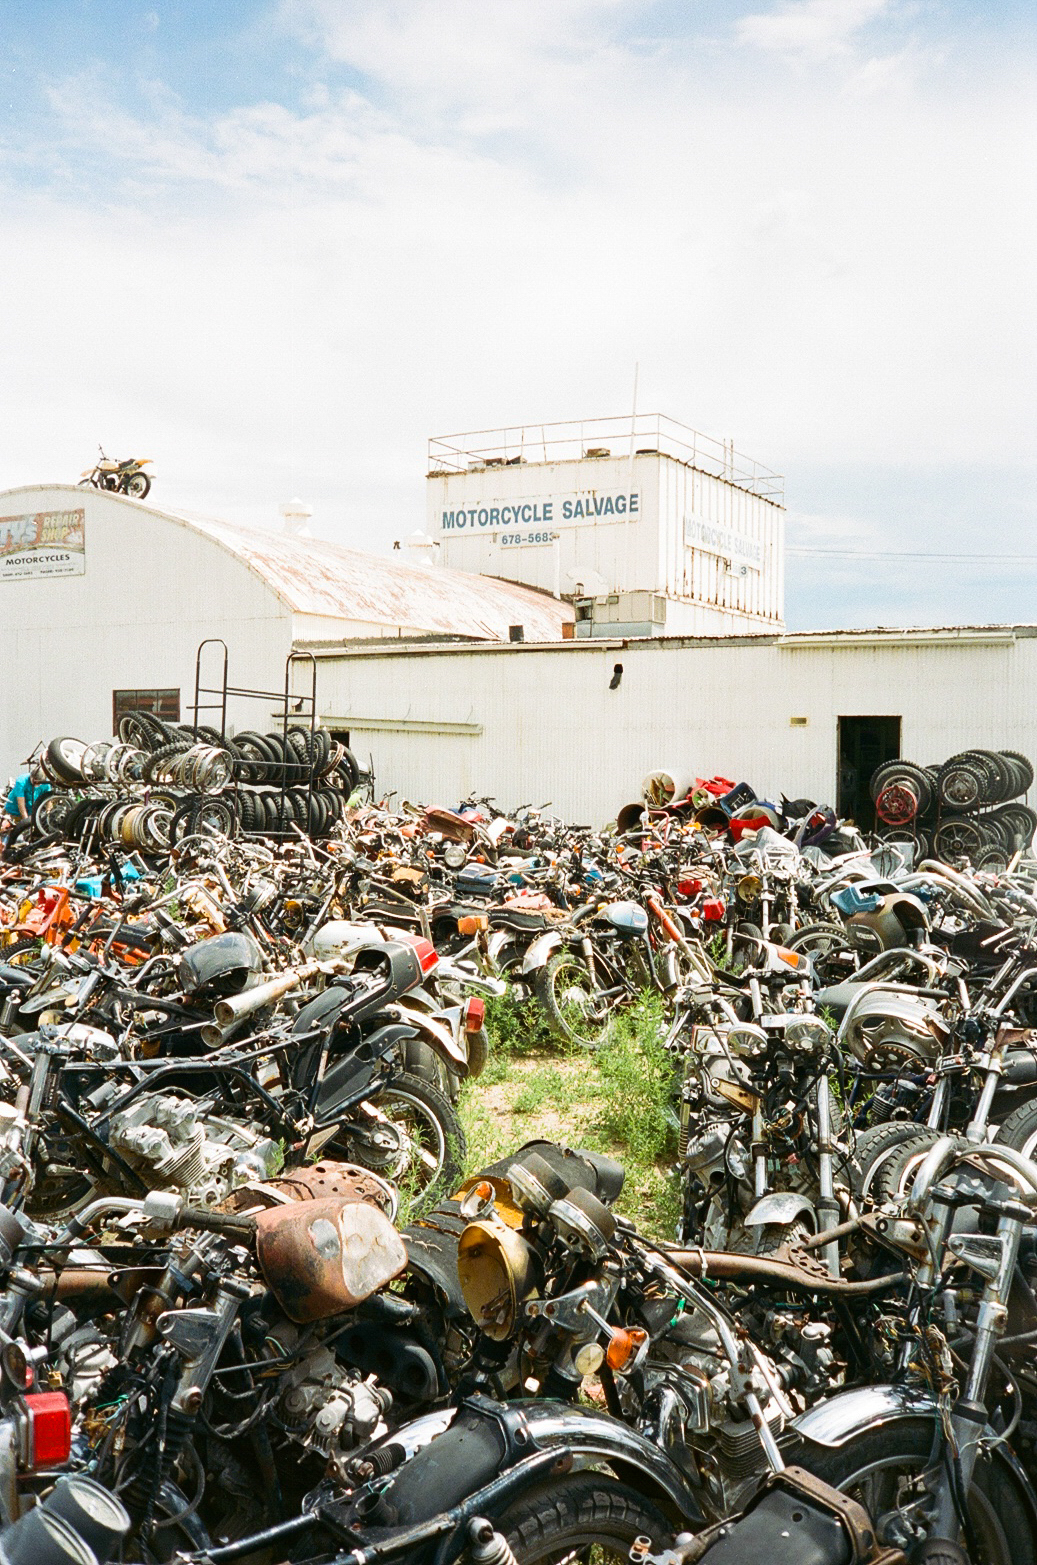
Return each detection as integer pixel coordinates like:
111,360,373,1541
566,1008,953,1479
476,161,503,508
737,0,897,62
0,0,1034,630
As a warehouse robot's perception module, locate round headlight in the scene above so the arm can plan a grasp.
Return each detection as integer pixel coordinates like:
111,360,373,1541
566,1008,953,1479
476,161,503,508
457,1219,539,1340
785,1016,831,1054
737,874,763,904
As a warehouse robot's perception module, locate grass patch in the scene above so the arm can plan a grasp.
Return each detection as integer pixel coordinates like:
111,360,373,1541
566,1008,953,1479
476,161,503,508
460,988,680,1238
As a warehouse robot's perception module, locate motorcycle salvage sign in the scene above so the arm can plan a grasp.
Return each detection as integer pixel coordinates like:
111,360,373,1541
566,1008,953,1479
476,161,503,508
0,508,86,581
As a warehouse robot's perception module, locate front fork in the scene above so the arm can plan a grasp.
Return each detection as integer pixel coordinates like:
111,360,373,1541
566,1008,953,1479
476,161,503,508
926,1197,1027,1544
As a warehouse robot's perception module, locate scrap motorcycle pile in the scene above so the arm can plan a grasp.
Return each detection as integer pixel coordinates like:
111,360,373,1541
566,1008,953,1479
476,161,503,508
0,732,1035,1562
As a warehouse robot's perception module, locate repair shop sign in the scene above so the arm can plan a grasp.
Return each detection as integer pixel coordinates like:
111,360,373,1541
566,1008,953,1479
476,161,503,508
0,509,86,581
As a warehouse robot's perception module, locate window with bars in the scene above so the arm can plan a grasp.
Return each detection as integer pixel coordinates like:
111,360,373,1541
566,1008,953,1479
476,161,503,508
112,688,180,730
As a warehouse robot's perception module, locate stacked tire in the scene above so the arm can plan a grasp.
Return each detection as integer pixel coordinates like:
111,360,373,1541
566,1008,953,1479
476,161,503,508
22,713,361,852
871,749,1036,866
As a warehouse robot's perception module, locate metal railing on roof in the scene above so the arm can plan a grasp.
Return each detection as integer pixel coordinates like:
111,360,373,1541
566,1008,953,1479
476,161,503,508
427,413,784,503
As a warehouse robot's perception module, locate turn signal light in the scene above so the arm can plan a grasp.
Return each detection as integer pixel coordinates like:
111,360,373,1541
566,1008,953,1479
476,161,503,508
458,915,489,935
24,1391,72,1469
605,1327,647,1372
464,997,486,1032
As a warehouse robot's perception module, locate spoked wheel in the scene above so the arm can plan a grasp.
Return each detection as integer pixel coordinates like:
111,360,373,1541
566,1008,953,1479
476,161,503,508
329,1073,466,1210
786,1419,1036,1565
786,923,859,986
535,951,617,1048
495,1475,672,1564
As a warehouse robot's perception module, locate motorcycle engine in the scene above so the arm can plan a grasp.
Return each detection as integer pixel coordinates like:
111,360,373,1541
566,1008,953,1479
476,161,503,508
627,1297,793,1518
274,1338,393,1459
107,1092,281,1205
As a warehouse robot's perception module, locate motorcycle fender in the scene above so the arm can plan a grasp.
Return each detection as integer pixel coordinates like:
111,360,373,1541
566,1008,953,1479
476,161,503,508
791,1384,938,1447
391,1005,468,1074
743,1192,816,1229
521,931,562,975
487,931,514,967
375,1397,703,1528
791,1387,1037,1537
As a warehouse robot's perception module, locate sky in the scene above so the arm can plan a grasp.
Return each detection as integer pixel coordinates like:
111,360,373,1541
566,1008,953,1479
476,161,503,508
0,0,1034,630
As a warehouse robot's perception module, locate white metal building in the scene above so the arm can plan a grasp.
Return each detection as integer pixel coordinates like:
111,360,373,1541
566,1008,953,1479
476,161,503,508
0,484,571,776
427,414,785,637
299,625,1036,825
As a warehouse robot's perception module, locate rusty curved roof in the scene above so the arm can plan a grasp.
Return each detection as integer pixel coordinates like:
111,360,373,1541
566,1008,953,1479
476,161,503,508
0,485,571,640
172,510,572,641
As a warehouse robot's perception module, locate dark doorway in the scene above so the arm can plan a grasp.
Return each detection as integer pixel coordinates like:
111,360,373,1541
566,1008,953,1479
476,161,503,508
838,716,901,828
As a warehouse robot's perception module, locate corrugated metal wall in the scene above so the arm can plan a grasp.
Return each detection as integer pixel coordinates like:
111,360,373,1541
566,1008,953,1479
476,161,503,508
312,633,1033,823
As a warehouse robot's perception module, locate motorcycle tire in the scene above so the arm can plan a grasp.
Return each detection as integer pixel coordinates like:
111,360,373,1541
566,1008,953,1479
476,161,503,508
329,1073,466,1210
535,950,615,1048
995,1097,1037,1162
849,1120,930,1201
937,756,985,811
783,1417,1036,1565
1002,749,1034,795
786,922,859,986
122,471,151,499
932,815,986,860
46,736,88,785
494,1474,672,1564
30,791,71,836
0,938,43,966
339,745,361,792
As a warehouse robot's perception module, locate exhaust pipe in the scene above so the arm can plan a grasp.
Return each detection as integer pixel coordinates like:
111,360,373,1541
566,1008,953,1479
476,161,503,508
213,961,321,1028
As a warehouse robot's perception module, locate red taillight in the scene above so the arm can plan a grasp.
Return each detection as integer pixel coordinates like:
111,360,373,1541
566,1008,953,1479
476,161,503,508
678,878,702,897
701,899,725,921
24,1391,72,1468
401,934,439,975
464,996,486,1032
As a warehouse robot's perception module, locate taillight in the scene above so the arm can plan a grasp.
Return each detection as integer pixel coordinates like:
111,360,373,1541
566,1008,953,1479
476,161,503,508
678,878,702,897
24,1391,72,1468
400,934,439,975
464,996,486,1032
700,899,725,921
776,947,804,968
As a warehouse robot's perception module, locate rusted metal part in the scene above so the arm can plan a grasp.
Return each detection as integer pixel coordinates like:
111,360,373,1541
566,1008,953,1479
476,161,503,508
255,1197,407,1323
221,1161,394,1214
169,510,572,642
667,1248,906,1295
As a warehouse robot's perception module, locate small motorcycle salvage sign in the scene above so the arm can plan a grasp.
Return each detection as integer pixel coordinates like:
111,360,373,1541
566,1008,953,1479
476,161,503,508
0,508,86,581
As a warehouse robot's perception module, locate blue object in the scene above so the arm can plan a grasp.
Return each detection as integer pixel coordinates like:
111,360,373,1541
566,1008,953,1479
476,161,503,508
832,886,882,917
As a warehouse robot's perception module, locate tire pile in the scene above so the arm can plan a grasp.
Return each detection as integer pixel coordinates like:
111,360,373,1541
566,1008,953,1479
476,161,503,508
25,713,361,851
871,748,1036,866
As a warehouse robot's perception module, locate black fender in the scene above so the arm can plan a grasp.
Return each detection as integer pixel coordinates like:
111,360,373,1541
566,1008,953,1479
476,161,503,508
370,1393,703,1529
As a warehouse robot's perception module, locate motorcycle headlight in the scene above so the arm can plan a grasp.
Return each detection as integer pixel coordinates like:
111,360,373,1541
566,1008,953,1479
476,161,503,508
457,1218,539,1340
737,874,762,904
785,1016,832,1053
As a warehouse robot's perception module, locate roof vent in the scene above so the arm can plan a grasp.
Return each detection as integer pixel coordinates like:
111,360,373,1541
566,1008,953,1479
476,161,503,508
281,498,312,537
404,530,440,568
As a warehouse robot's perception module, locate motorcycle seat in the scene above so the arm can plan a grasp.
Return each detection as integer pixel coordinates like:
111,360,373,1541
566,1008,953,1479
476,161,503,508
489,908,551,932
814,981,865,1020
